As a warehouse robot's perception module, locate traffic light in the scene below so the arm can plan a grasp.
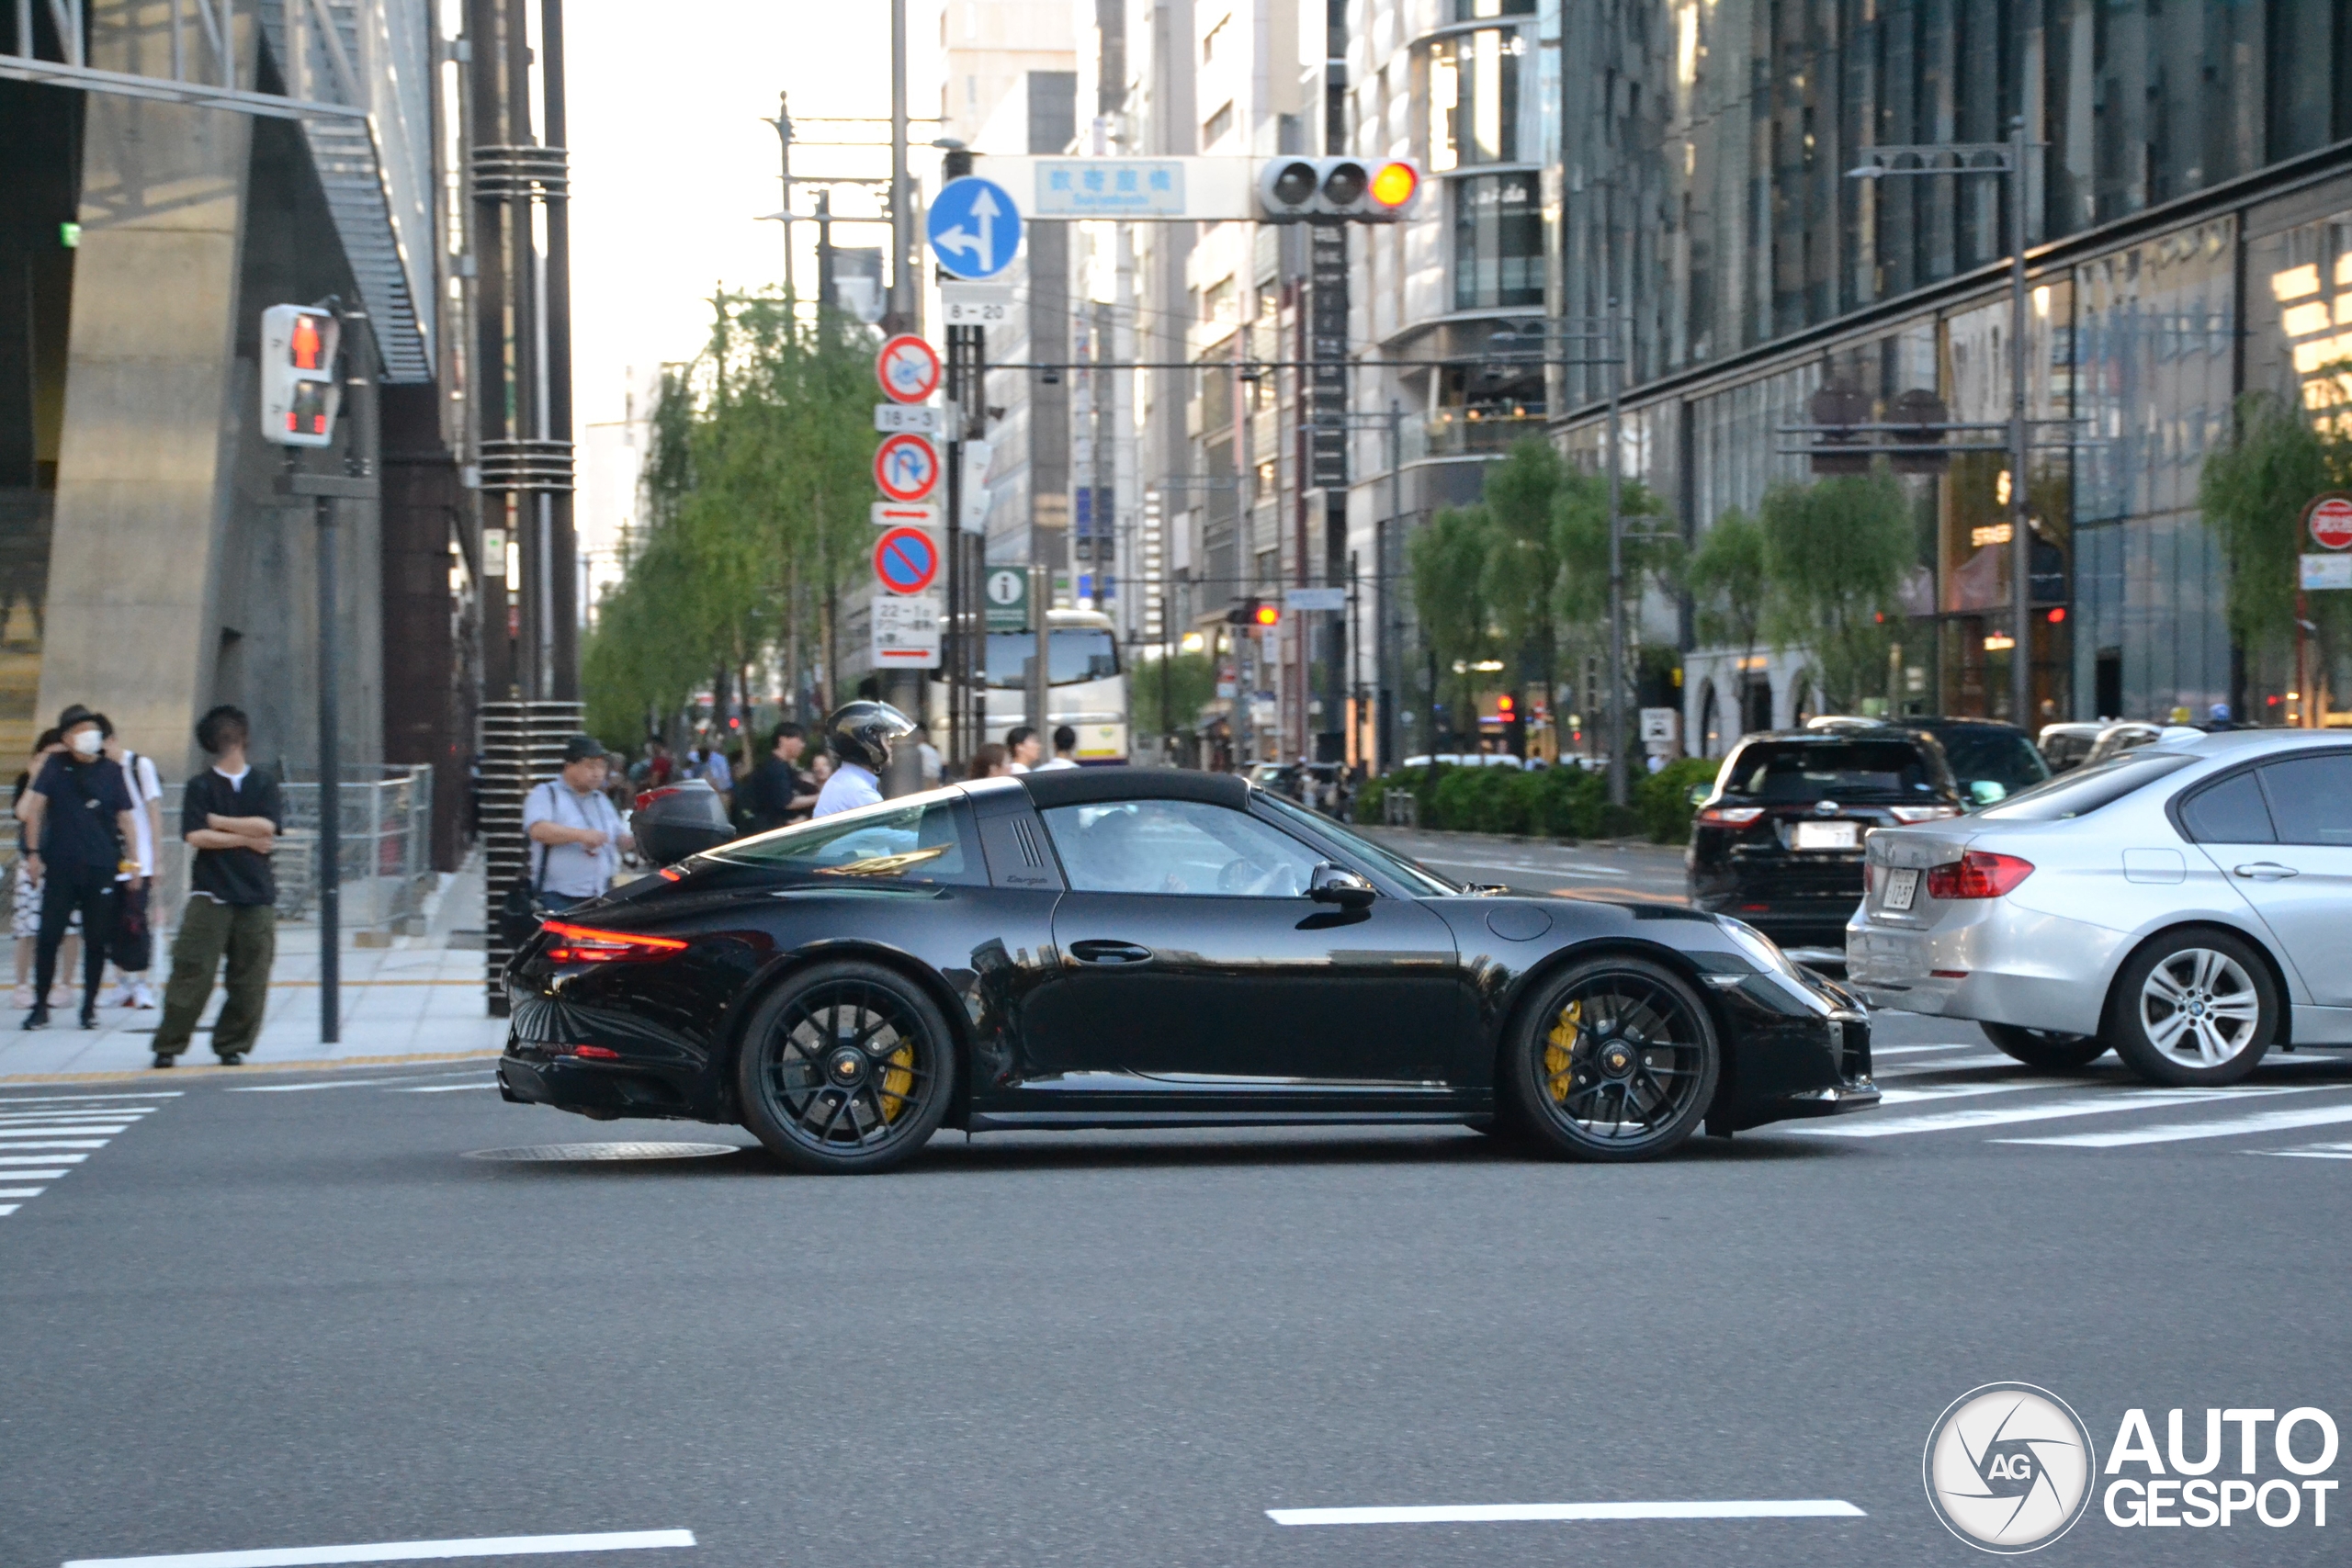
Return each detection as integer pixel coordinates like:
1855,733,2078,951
1495,694,1516,721
1255,157,1421,223
260,303,341,447
1225,596,1283,627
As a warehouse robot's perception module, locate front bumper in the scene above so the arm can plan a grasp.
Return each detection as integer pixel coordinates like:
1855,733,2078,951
1705,967,1882,1132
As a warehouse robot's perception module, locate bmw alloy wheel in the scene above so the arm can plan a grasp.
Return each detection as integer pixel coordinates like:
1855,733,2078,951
2109,930,2277,1087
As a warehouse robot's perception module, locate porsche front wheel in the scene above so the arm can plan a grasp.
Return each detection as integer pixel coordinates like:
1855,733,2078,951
736,961,956,1174
1502,957,1720,1162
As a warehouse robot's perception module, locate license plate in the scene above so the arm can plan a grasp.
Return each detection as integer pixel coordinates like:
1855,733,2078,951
1793,821,1858,851
1883,866,1919,911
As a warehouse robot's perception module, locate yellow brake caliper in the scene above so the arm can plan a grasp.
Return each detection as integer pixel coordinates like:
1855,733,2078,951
1544,1001,1582,1102
877,1043,916,1121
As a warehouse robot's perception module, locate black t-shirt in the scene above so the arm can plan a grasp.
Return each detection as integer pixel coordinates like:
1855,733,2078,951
32,754,132,872
746,757,810,831
182,766,286,907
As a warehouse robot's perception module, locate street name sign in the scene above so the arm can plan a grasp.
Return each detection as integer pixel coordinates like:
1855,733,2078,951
875,403,944,434
928,176,1022,280
874,433,941,502
876,334,941,403
2308,492,2352,550
1285,587,1347,612
1032,158,1187,216
872,592,943,667
873,526,942,596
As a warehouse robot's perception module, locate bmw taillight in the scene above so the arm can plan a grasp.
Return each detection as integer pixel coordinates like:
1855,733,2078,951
1697,806,1765,827
539,920,689,964
1923,851,2033,899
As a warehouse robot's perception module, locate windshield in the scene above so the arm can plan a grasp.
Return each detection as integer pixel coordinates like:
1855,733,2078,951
1254,791,1462,896
1721,739,1950,802
1927,726,2051,801
978,629,1121,689
1975,751,2195,822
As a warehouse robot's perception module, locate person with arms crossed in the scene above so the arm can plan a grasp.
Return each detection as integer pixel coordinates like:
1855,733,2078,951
153,705,281,1065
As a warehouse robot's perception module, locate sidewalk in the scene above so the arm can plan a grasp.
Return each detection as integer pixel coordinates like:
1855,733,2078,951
1,860,506,1084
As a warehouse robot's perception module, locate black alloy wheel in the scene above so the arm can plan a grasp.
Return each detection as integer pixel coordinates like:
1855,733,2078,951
1502,956,1720,1162
1980,1022,2110,1073
736,960,956,1174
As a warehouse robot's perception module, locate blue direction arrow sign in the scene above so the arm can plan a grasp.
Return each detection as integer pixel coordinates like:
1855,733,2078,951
873,526,940,595
928,175,1022,280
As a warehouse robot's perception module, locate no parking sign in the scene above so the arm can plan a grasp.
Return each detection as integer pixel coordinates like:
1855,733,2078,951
873,526,941,596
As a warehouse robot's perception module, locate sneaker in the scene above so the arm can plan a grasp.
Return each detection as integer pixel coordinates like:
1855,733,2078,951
21,1008,50,1031
110,985,138,1009
78,1007,97,1031
130,981,158,1010
152,1051,175,1069
215,1051,244,1066
8,985,30,1009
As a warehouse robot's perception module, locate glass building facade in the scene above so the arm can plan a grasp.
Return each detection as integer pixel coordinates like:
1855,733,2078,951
1545,0,2352,737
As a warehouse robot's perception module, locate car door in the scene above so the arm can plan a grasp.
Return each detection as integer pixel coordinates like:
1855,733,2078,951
2232,752,2352,1010
1028,795,1465,1085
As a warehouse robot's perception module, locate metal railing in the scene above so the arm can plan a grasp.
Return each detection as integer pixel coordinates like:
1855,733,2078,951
152,764,434,932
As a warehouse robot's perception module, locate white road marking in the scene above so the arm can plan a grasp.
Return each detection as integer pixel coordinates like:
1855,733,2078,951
0,1186,46,1197
0,1092,180,1105
0,1124,133,1135
1266,1500,1866,1526
1868,1043,1984,1057
62,1527,699,1567
0,1139,112,1150
0,1203,16,1215
0,1154,86,1167
2257,1141,2352,1160
1780,1086,2319,1138
1874,1080,2086,1107
1874,1054,2031,1076
0,1110,153,1120
0,1167,75,1179
1996,1100,2352,1148
389,1083,493,1094
226,1076,469,1094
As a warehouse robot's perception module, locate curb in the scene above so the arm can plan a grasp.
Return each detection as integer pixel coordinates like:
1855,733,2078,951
0,1048,503,1089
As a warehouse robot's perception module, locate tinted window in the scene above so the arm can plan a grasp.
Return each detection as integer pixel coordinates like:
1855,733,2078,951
708,793,982,883
1929,727,2052,798
1042,799,1323,897
1723,740,1945,801
2177,771,2276,843
2258,754,2352,845
1979,752,2195,822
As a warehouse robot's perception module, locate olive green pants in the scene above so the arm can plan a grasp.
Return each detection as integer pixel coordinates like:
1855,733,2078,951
154,899,277,1058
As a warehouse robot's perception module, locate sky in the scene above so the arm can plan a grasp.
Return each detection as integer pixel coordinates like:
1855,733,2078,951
563,2,926,546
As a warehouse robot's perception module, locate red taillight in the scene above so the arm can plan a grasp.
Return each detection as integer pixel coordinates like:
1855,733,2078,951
1924,851,2034,900
1697,806,1765,827
539,919,689,964
570,1044,620,1060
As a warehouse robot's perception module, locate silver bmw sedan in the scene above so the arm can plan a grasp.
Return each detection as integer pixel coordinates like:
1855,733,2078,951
1847,729,2352,1086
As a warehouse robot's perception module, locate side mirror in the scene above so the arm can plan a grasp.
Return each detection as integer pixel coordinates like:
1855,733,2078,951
1309,863,1376,909
1687,784,1711,807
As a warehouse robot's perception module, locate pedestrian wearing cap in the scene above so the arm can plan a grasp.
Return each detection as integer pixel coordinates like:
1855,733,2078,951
153,705,282,1066
18,705,136,1032
523,737,635,911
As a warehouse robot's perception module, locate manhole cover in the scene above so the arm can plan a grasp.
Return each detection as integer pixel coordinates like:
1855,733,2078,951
465,1142,748,1163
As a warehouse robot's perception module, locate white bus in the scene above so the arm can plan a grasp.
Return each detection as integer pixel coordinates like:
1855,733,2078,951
929,607,1129,763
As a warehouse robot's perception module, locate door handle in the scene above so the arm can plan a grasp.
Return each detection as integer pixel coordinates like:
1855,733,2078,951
1069,940,1153,966
2233,863,2301,881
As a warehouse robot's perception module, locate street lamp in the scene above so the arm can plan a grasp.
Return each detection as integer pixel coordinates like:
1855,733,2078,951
1849,118,2037,729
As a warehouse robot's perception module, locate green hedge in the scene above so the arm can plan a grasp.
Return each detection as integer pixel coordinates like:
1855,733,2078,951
1355,755,1719,843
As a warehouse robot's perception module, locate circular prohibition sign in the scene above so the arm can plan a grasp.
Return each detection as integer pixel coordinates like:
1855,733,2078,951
2307,491,2352,550
873,433,941,502
872,526,941,595
876,334,942,404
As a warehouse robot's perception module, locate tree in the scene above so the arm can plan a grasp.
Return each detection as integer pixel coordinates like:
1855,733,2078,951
1758,470,1914,712
1686,506,1769,711
1409,504,1497,750
2199,391,2352,709
1481,440,1567,727
1141,649,1219,738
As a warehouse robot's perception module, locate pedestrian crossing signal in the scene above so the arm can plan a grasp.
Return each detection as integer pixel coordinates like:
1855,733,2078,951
260,303,342,447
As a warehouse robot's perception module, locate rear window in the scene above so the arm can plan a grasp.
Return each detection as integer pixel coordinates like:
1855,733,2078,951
1722,740,1947,802
1930,727,2052,799
1977,752,2194,822
706,792,984,884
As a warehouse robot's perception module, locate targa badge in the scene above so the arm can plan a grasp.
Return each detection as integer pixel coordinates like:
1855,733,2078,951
1925,1383,2098,1553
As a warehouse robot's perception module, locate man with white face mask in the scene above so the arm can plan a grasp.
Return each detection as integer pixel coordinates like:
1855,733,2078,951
17,705,135,1030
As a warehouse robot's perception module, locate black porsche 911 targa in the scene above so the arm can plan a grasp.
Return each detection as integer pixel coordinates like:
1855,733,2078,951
499,769,1880,1171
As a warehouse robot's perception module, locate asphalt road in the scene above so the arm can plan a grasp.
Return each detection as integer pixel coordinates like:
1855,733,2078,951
5,1022,2349,1568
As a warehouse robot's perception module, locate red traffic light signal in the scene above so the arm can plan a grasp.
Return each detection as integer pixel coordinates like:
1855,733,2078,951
1253,602,1280,627
1496,694,1516,719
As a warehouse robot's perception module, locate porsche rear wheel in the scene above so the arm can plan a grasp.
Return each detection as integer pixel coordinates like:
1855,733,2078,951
1981,1022,2109,1072
736,961,956,1174
1503,957,1719,1162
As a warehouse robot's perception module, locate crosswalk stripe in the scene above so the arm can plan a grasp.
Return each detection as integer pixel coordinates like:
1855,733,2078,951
0,1139,111,1150
0,1125,132,1135
1876,1055,2033,1076
1875,1080,2091,1107
1869,1044,1984,1057
0,1092,180,1104
1779,1086,2321,1138
0,1186,46,1197
0,1204,17,1215
0,1154,86,1166
1996,1101,2352,1148
0,1167,74,1179
0,1112,151,1122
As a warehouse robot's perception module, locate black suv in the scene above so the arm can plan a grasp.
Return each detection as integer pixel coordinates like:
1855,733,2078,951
1687,728,1969,960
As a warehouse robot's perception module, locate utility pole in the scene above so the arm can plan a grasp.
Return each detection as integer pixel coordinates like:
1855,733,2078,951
773,91,795,311
1606,288,1628,807
2006,116,2033,731
879,0,923,794
541,0,578,700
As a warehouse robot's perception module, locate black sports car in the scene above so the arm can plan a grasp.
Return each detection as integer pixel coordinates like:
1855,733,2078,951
499,769,1879,1171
